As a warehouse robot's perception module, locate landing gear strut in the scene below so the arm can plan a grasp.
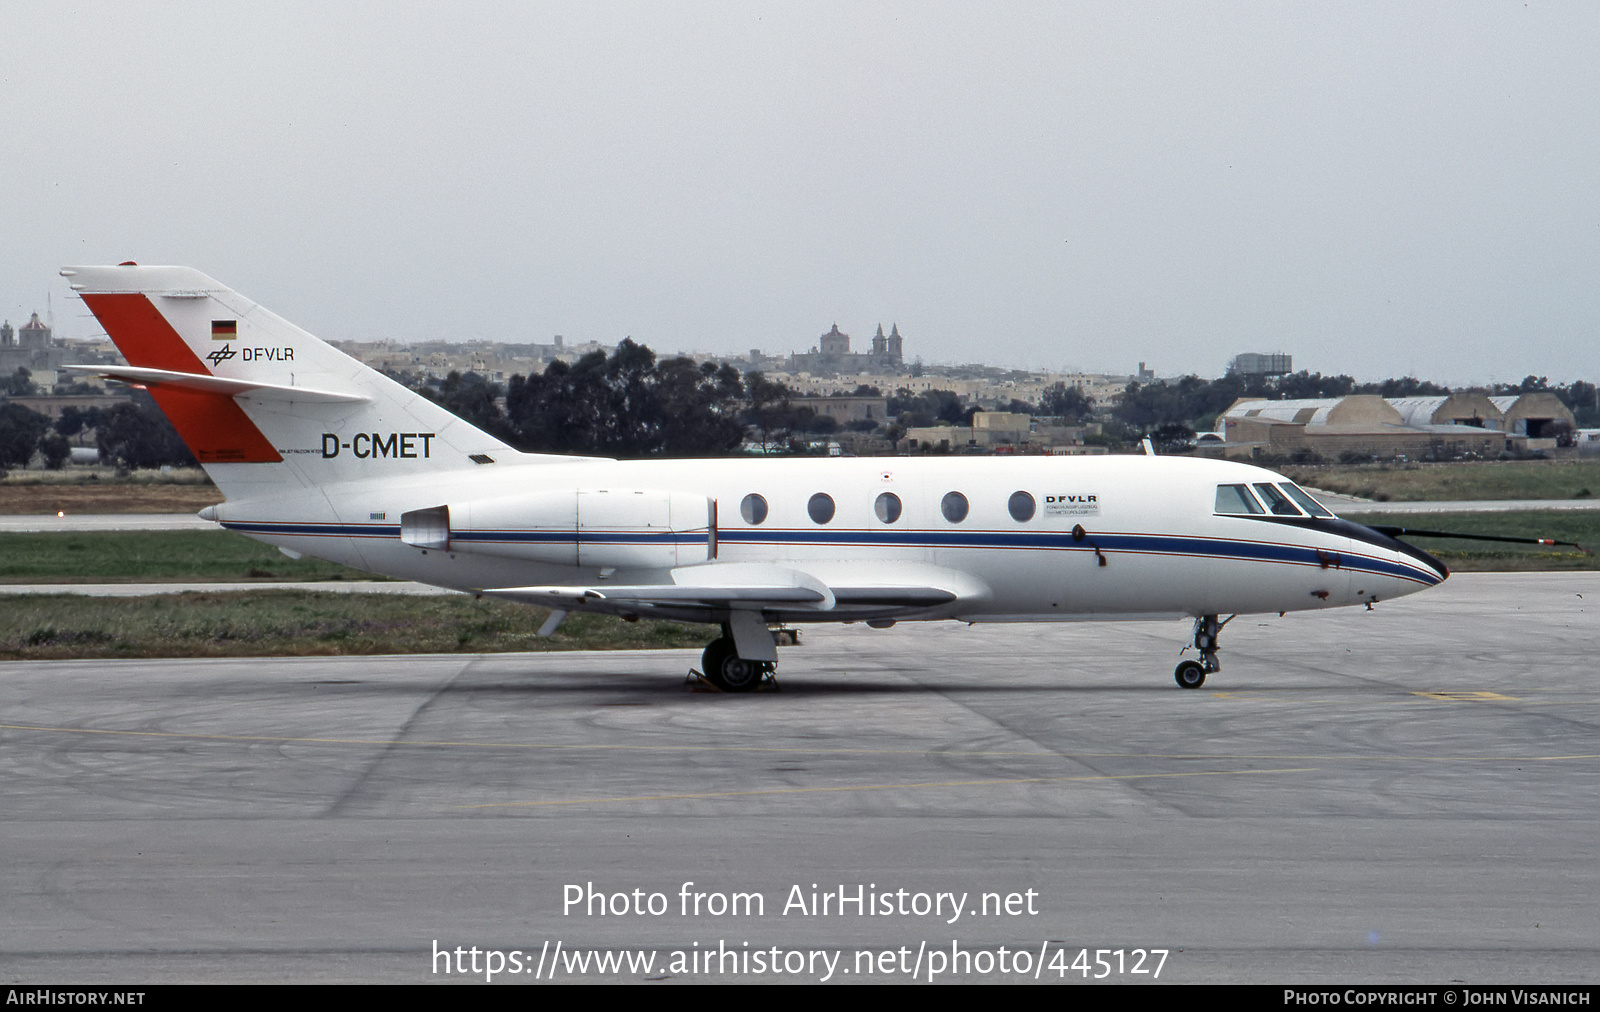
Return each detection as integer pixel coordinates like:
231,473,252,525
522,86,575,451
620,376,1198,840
701,634,772,692
1174,614,1231,689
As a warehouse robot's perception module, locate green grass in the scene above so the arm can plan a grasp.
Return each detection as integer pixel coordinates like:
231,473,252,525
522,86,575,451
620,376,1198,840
1355,510,1600,571
0,590,714,660
0,531,375,583
1282,460,1600,502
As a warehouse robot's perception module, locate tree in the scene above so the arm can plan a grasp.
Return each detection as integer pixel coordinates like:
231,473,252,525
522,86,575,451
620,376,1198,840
96,396,196,469
55,405,103,442
1149,421,1196,454
1274,371,1357,400
421,371,516,442
802,411,838,435
1113,377,1211,429
0,403,49,467
1359,376,1449,397
742,371,802,451
2,367,37,397
507,352,606,454
1556,381,1598,428
1039,383,1094,423
38,432,71,469
651,357,746,455
888,388,972,428
505,340,747,457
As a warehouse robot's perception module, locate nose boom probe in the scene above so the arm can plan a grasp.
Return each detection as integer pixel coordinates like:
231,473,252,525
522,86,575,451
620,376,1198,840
1368,526,1592,556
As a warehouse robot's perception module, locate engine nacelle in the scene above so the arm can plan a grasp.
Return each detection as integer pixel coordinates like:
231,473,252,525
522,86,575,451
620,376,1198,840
400,489,715,569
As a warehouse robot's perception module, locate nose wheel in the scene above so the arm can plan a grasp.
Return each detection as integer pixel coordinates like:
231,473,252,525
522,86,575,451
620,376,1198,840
1175,614,1231,689
1174,660,1207,689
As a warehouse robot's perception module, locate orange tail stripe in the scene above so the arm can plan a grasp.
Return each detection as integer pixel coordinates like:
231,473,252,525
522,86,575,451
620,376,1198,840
80,293,282,464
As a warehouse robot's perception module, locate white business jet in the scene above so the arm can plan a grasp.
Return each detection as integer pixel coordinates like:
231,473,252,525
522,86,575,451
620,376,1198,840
61,264,1449,691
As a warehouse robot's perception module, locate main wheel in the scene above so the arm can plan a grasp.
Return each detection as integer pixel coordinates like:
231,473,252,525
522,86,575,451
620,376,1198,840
1174,660,1207,689
701,637,767,692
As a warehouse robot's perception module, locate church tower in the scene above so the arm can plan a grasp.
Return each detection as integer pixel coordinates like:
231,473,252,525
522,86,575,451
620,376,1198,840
18,312,50,349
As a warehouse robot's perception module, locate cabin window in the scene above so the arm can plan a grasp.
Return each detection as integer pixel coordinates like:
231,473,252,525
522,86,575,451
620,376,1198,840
1252,483,1303,516
1008,491,1036,522
1278,483,1333,517
941,491,969,523
874,492,902,524
1214,484,1264,514
808,493,836,524
740,493,768,525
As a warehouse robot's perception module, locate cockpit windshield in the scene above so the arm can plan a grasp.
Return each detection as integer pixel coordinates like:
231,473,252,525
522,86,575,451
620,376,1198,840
1252,483,1303,516
1277,482,1334,517
1215,484,1265,515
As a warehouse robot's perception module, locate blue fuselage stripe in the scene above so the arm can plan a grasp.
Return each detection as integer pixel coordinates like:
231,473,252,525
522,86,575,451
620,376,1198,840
220,520,1443,586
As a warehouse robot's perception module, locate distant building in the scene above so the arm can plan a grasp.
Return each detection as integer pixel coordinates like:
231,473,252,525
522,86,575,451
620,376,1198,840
1489,393,1574,439
789,322,906,375
790,395,889,426
901,412,1103,455
1228,352,1292,377
1213,393,1576,459
871,323,903,360
0,312,67,384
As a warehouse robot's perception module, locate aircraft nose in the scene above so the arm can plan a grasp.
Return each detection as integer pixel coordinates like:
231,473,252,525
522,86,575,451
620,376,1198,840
1364,525,1449,585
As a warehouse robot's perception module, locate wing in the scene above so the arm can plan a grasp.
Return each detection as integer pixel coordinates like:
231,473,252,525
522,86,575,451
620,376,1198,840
482,561,965,623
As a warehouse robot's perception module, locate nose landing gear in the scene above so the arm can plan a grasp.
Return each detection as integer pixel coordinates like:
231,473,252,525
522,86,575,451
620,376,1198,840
1175,614,1232,689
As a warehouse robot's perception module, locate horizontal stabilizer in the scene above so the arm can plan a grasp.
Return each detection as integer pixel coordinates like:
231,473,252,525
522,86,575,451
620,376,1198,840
62,365,370,404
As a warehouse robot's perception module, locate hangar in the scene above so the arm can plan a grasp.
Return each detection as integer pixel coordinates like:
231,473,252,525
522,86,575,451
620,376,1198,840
1214,393,1575,460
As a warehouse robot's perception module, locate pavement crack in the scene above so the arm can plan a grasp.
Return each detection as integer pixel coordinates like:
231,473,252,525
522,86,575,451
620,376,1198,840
321,657,481,817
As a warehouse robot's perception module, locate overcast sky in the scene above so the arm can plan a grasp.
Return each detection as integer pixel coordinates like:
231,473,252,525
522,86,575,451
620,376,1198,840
4,2,1597,386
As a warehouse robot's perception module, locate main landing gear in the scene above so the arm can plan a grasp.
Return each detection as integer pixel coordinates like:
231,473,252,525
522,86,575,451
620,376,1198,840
700,613,781,692
1174,614,1232,689
700,634,773,693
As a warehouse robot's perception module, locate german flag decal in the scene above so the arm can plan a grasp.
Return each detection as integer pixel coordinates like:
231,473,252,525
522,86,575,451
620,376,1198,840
212,320,237,339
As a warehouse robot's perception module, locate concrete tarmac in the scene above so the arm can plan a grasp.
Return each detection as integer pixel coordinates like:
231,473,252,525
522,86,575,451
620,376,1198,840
1,572,1597,984
0,580,451,596
0,513,217,532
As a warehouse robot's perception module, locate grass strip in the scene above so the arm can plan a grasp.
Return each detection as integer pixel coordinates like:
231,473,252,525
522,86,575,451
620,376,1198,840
1283,460,1600,503
0,590,713,660
0,473,220,514
0,531,375,583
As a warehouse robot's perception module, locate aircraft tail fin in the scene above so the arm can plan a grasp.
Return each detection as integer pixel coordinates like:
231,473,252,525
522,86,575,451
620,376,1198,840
62,264,534,500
